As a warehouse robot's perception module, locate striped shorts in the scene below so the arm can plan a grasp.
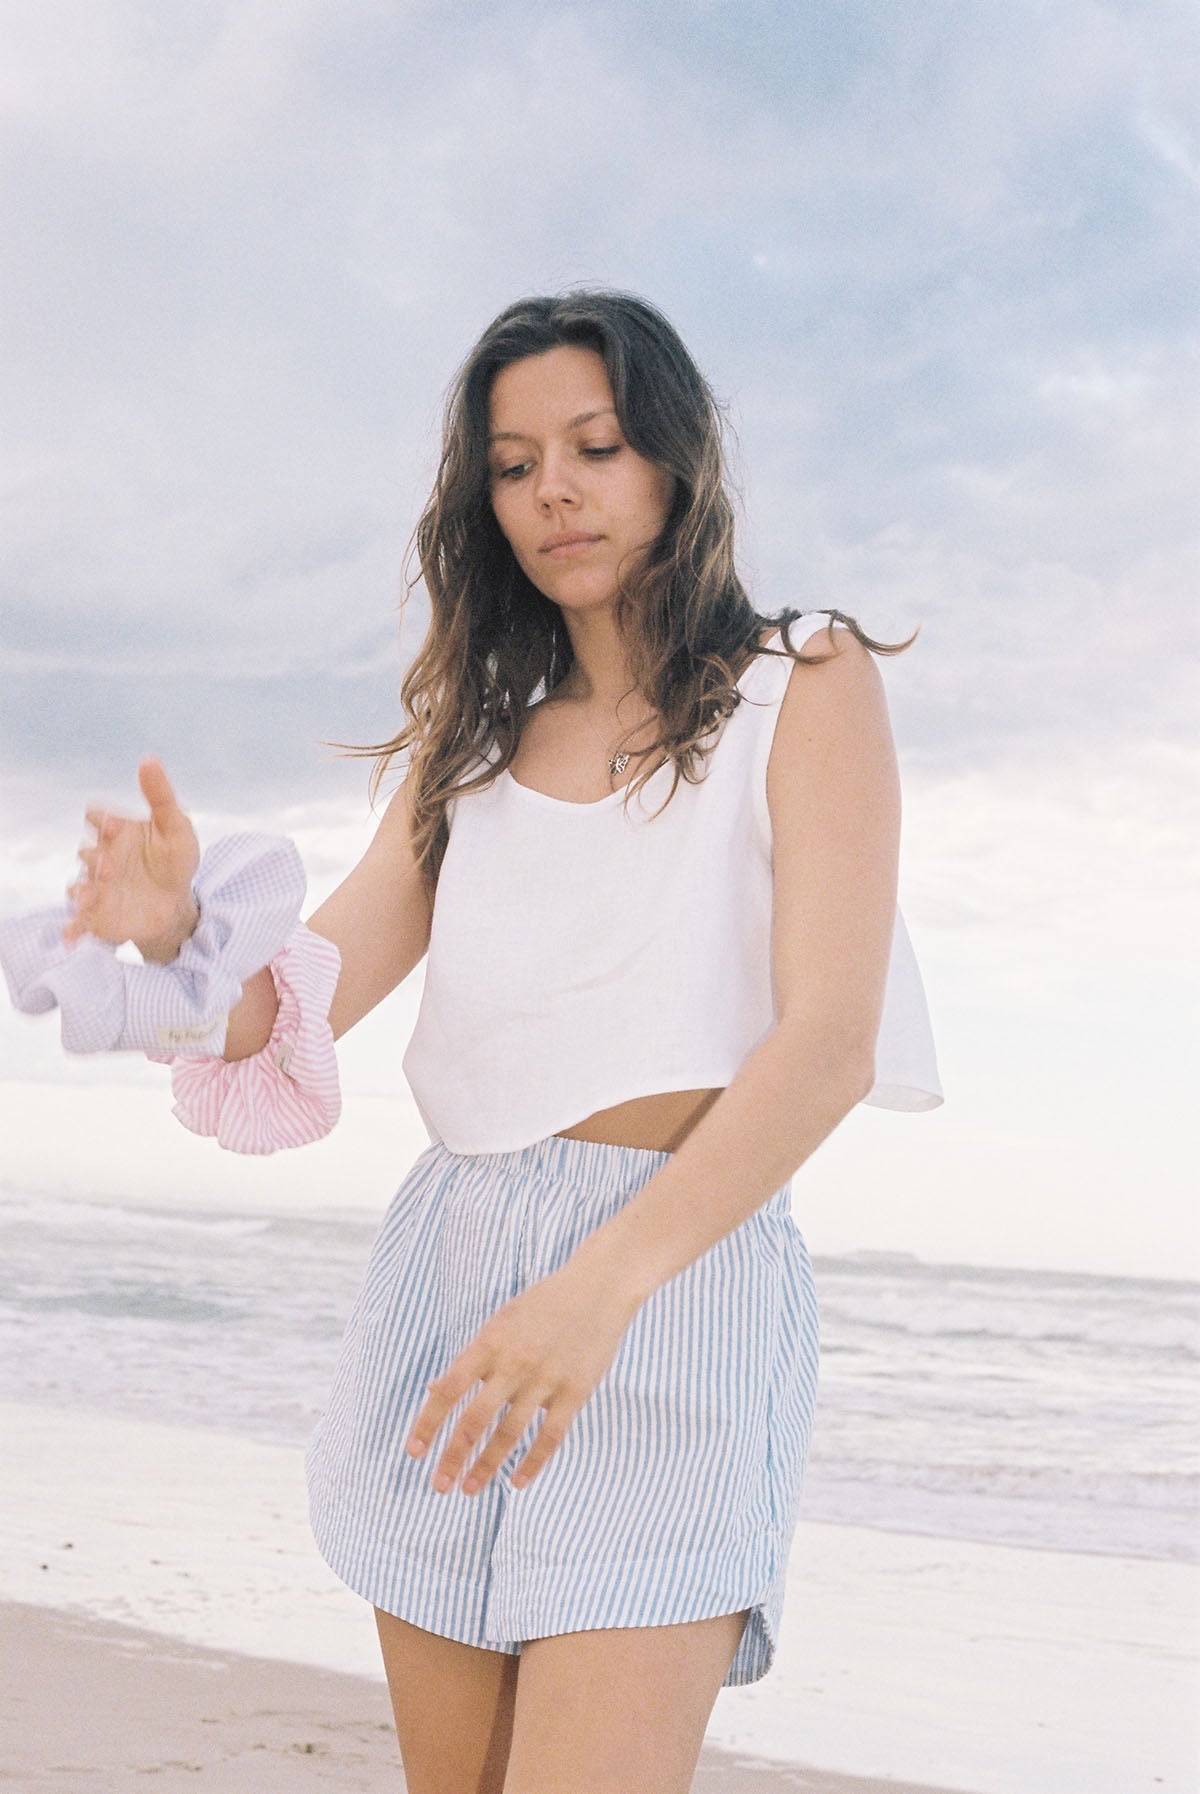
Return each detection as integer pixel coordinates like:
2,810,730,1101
304,1132,820,1687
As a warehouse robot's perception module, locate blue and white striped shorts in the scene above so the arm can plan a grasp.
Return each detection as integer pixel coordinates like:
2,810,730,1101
304,1132,820,1687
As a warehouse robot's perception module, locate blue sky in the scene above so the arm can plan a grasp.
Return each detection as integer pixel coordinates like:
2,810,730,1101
1,0,1196,1275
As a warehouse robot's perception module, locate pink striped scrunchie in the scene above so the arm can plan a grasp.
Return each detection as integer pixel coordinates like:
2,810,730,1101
162,922,342,1154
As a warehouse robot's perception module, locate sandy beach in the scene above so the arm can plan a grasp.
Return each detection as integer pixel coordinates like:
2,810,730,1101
2,1400,1196,1792
1,1600,975,1793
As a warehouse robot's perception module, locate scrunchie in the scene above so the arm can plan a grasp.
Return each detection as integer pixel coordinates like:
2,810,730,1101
156,922,342,1154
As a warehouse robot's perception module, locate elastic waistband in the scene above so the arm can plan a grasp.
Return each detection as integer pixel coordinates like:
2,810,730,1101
430,1131,792,1214
436,1131,671,1184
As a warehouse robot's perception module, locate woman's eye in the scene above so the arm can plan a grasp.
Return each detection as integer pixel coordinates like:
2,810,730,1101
491,445,619,481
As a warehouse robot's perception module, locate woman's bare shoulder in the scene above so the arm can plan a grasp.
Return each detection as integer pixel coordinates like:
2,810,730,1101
768,624,892,795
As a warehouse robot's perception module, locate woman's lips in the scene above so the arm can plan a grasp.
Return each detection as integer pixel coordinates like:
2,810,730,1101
540,533,603,557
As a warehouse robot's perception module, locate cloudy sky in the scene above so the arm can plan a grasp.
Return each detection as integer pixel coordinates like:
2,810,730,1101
1,0,1196,1277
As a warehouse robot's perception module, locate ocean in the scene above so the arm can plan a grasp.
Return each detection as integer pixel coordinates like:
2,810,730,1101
2,1184,1195,1568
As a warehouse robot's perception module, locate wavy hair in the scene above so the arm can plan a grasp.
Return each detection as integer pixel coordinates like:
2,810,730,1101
355,289,915,895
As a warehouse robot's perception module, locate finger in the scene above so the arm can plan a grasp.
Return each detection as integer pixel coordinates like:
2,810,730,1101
138,757,182,832
83,808,125,839
75,851,112,885
430,1383,514,1492
405,1354,489,1461
511,1404,575,1490
460,1400,542,1495
62,884,103,941
62,908,89,942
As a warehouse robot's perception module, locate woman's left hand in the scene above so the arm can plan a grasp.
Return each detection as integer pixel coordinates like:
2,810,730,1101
404,1245,641,1496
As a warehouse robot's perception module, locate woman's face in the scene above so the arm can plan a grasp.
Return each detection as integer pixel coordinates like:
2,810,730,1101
487,344,675,616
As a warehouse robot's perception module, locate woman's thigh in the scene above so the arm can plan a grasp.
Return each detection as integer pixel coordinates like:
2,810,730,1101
374,1608,519,1794
503,1610,750,1794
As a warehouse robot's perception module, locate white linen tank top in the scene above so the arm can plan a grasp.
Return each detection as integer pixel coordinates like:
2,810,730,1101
403,612,943,1154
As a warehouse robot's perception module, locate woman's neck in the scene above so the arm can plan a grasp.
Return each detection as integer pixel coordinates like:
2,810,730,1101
555,611,646,716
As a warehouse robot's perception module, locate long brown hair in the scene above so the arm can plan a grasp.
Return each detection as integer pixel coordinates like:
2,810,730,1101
355,290,915,896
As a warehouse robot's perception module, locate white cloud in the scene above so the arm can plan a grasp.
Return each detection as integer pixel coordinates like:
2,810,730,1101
2,0,1193,721
902,742,1199,970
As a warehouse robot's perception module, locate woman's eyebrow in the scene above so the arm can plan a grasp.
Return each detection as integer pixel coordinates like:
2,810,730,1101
488,408,618,444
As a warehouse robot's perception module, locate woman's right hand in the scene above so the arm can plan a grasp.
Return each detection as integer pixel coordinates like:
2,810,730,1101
65,757,201,963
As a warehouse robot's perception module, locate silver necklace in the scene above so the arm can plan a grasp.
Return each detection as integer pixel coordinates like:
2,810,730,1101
574,706,646,780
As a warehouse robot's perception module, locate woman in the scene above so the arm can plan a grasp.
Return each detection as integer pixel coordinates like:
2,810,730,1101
0,290,942,1792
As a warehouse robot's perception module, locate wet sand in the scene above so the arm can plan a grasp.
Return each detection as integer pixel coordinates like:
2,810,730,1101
0,1600,975,1793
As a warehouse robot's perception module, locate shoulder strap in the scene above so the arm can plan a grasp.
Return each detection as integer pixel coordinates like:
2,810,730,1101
743,611,844,697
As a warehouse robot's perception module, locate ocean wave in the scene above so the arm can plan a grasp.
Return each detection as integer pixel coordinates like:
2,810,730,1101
0,1192,276,1240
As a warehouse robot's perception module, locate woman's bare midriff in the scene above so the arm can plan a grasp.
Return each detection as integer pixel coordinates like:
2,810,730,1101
553,1087,724,1153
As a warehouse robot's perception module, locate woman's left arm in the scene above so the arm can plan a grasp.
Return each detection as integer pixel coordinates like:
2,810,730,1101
406,630,900,1494
593,624,901,1293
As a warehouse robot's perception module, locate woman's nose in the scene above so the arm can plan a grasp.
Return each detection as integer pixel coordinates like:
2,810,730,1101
533,452,580,509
